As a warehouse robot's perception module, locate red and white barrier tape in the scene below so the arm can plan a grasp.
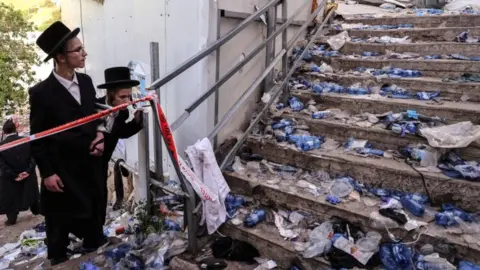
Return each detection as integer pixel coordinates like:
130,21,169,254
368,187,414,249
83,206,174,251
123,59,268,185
0,95,154,153
0,93,217,201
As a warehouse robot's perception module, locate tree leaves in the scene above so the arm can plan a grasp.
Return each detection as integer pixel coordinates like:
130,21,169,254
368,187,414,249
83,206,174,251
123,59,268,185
0,3,41,115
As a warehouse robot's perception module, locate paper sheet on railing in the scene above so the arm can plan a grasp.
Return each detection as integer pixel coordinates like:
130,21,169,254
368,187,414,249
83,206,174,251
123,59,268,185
177,155,218,202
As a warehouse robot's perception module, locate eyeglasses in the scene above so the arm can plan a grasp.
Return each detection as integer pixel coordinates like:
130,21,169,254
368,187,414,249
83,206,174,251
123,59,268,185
66,46,86,53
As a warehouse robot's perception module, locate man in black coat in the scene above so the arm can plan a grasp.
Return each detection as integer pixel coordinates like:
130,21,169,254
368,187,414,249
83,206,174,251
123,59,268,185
0,119,40,226
29,21,106,265
96,66,143,226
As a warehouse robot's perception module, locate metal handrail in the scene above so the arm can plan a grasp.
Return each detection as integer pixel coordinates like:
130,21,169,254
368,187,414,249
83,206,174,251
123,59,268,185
148,0,281,91
145,0,329,255
208,49,286,141
220,4,335,170
170,0,312,132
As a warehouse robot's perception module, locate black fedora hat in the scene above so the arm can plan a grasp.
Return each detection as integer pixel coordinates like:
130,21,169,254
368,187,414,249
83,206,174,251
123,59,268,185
36,21,80,62
97,67,140,89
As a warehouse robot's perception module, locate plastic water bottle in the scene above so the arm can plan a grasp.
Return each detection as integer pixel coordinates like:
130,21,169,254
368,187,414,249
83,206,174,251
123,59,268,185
400,196,425,217
417,261,454,270
415,91,440,100
324,51,340,57
405,193,429,204
298,78,311,88
276,103,285,110
244,209,266,227
380,244,413,269
458,261,480,270
289,135,323,151
163,219,181,231
312,110,333,119
356,148,384,156
362,52,380,57
424,55,441,60
435,211,457,226
288,97,304,111
326,195,341,205
399,147,426,161
272,119,292,129
347,87,370,95
344,137,372,150
312,84,323,93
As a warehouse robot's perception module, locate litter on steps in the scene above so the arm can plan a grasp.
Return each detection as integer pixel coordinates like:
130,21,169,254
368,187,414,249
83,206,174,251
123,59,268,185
224,154,480,268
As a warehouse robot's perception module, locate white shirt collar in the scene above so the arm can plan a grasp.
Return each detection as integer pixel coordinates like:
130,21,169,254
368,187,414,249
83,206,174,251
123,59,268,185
4,133,16,138
53,70,78,89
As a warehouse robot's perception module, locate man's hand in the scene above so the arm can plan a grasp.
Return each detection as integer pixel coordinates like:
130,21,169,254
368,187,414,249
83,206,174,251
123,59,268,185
15,172,29,181
134,108,143,124
44,174,64,192
90,132,104,156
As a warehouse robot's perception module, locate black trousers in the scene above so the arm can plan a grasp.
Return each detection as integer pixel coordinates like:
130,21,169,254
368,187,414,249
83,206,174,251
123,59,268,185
6,200,40,223
45,204,104,261
114,159,129,204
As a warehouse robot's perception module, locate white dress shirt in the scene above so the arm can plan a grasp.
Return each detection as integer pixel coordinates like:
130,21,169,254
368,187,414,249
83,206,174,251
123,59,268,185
53,71,81,105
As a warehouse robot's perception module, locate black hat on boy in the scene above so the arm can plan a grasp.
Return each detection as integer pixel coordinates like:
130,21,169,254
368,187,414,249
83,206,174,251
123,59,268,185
97,67,140,90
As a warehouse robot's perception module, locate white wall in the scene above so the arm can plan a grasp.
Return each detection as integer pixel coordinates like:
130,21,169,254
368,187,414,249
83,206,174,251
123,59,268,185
61,0,212,179
60,0,311,179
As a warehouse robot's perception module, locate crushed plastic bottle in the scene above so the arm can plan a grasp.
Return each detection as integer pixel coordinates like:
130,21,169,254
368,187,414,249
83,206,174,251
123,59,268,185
244,209,266,227
311,82,345,94
272,119,293,129
344,137,372,150
458,261,480,270
163,219,181,231
424,54,442,60
415,91,440,100
356,147,385,156
329,178,354,198
309,221,334,242
380,243,413,270
400,195,425,217
435,204,474,226
303,239,332,258
288,135,324,151
326,195,341,205
347,86,371,95
362,52,381,57
312,110,334,119
288,97,304,111
391,123,417,136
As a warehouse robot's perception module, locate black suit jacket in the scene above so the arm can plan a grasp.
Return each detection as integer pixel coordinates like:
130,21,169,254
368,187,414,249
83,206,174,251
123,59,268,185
29,72,103,219
0,134,39,214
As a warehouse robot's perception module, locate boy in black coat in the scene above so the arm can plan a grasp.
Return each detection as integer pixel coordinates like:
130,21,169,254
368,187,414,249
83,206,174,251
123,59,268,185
96,66,144,225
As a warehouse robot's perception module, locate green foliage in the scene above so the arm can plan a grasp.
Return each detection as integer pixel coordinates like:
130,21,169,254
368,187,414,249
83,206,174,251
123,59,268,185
134,200,166,235
1,0,61,31
0,3,40,114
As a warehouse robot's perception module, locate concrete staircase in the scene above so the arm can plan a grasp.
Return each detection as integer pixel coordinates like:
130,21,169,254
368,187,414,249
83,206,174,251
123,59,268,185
218,12,480,269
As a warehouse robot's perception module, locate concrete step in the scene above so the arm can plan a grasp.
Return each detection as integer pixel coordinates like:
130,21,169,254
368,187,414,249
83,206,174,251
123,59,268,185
224,171,480,264
279,111,480,160
340,42,480,57
342,14,480,28
291,91,480,123
299,73,480,102
314,56,480,77
330,26,480,42
220,222,330,269
244,136,480,213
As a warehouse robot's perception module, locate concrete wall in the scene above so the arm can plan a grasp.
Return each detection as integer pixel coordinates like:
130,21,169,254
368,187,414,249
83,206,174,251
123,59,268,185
60,0,314,179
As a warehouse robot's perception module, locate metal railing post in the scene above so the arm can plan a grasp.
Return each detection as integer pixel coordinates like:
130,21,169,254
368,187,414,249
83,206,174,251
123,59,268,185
137,111,150,204
264,3,276,92
213,8,221,149
150,42,164,182
281,0,288,101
